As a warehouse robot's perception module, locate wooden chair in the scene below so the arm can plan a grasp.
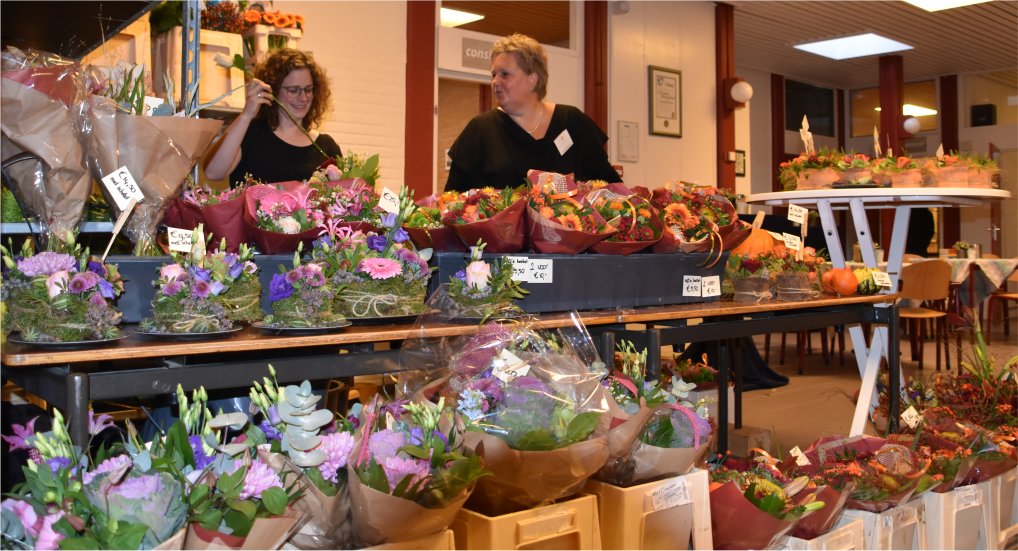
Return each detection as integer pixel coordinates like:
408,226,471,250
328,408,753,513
986,269,1018,344
898,259,953,370
764,327,844,375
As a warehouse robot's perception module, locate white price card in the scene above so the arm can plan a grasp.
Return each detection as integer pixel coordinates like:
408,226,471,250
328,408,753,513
782,232,802,251
955,486,981,510
492,349,530,383
142,96,165,116
701,275,721,297
901,406,923,429
101,166,145,210
378,187,400,214
506,256,531,282
789,445,811,466
767,231,786,243
683,275,702,297
787,204,808,225
651,476,692,511
166,227,194,253
526,258,553,283
871,270,893,289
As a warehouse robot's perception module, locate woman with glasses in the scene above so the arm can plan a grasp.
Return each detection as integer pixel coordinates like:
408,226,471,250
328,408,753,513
204,48,341,187
445,33,622,191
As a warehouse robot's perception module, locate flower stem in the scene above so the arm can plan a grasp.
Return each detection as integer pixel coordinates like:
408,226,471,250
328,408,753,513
270,95,330,161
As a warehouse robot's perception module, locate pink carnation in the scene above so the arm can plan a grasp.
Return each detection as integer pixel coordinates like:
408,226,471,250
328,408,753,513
358,258,402,280
317,431,356,484
381,456,430,492
239,459,283,499
83,454,132,485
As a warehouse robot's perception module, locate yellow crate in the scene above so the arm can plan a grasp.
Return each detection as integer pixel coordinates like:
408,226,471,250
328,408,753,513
843,500,926,550
783,517,865,550
365,529,455,550
584,469,711,550
923,483,994,550
450,494,600,550
152,27,245,109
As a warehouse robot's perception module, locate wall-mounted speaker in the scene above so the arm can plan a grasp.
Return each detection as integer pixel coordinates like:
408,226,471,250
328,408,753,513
971,104,996,127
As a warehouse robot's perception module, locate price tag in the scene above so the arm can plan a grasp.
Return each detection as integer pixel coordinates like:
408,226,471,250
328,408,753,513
767,231,786,243
782,232,802,251
526,258,553,283
378,187,400,214
871,270,893,289
683,275,701,297
789,445,811,466
505,256,530,282
167,227,193,253
901,406,923,429
701,275,721,297
650,476,692,511
955,486,981,510
142,96,165,116
787,204,808,225
492,349,530,383
884,504,918,527
101,166,144,210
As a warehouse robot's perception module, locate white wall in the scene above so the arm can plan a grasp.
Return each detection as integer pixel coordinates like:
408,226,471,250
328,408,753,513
740,67,771,210
285,1,408,191
608,1,717,188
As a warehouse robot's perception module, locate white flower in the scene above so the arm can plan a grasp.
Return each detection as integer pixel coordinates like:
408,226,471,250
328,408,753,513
464,260,491,291
668,376,697,401
214,54,235,70
277,216,302,234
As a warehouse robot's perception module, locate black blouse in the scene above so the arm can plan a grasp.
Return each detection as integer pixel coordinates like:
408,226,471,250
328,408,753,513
445,104,622,191
228,117,342,187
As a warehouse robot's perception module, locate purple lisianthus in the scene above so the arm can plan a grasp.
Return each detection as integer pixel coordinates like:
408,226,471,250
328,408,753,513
190,266,211,282
454,270,466,281
393,227,409,244
258,420,281,441
87,260,106,277
223,253,239,266
379,212,397,229
192,279,212,298
17,252,76,277
161,280,184,296
366,234,387,252
209,280,225,296
228,261,244,279
97,278,116,299
268,273,294,301
189,435,214,470
46,456,72,474
314,235,332,249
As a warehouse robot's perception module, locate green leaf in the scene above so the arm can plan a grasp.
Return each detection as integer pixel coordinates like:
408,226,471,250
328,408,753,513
196,508,222,529
227,497,258,520
189,482,210,505
58,535,102,550
260,486,288,516
109,521,148,550
400,445,431,460
224,509,254,538
360,460,391,494
565,411,602,443
514,429,557,451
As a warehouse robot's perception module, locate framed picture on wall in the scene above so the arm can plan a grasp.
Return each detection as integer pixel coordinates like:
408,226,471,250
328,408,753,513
648,65,681,138
735,150,746,177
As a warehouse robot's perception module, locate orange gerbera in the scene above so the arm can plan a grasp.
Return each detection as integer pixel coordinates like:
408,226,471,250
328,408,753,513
244,10,262,24
262,12,279,25
275,14,293,28
540,206,554,219
609,200,623,211
637,208,651,219
557,213,582,231
293,15,305,28
462,204,479,223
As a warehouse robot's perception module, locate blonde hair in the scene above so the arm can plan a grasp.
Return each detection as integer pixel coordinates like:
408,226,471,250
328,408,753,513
491,33,549,100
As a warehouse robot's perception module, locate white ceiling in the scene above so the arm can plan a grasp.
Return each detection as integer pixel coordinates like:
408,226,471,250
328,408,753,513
732,0,1018,90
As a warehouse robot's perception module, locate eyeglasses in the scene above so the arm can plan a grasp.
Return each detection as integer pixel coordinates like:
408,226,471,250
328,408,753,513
281,85,314,97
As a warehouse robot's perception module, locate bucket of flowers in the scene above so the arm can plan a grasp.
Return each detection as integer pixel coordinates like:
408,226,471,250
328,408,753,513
873,154,922,187
1,235,124,344
525,177,615,254
244,183,324,254
347,396,490,546
404,190,468,252
650,182,748,262
779,149,840,191
443,186,528,253
586,190,663,255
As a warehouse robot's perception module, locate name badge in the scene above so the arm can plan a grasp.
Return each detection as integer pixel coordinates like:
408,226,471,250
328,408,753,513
554,130,574,156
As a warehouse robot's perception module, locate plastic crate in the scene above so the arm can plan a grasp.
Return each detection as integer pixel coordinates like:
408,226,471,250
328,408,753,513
782,517,865,550
843,500,926,550
82,13,151,70
450,493,600,550
585,469,711,550
923,483,994,550
989,466,1018,549
364,529,454,550
152,27,245,109
242,24,303,66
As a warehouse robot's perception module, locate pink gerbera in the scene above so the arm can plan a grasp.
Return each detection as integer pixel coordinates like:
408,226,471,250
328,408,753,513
357,258,402,280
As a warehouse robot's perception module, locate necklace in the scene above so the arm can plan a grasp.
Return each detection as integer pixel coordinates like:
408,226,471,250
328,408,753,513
526,104,544,135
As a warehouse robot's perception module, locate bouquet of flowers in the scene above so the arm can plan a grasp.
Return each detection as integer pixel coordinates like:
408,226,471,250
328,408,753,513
778,148,841,191
244,183,324,254
309,151,380,187
1,237,124,342
1,408,188,550
586,190,663,255
650,183,748,259
596,340,714,487
436,241,527,321
1,47,93,249
311,187,432,319
873,154,922,187
768,245,826,302
140,226,254,334
262,249,345,329
443,186,528,253
308,178,382,232
248,366,358,549
526,177,615,254
433,321,610,515
347,397,488,546
404,190,467,252
165,180,250,252
725,252,773,303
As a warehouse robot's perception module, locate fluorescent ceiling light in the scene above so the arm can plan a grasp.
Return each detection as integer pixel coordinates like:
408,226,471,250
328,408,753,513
440,7,484,28
794,33,913,60
904,0,991,12
874,104,939,116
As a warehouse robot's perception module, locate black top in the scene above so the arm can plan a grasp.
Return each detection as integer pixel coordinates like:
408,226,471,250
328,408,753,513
445,104,622,191
228,117,342,187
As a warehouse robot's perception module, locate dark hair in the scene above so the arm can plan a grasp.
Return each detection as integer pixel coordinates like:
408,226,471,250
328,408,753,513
254,48,331,130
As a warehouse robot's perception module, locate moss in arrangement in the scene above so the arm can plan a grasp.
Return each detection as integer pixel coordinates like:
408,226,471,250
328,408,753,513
143,294,234,334
5,284,121,341
218,276,263,322
266,286,344,328
1,187,25,222
334,278,427,318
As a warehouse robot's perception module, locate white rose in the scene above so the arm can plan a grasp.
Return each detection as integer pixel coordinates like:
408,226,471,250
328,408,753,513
464,260,491,291
278,216,302,234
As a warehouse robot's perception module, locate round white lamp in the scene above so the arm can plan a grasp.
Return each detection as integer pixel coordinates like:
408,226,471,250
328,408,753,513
902,116,921,135
730,80,754,104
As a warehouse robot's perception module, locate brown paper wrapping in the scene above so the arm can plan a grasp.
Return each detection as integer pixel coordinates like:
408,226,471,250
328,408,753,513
83,95,222,248
347,464,470,547
447,197,527,253
525,204,614,254
463,431,609,516
1,77,92,242
183,508,305,550
709,480,797,550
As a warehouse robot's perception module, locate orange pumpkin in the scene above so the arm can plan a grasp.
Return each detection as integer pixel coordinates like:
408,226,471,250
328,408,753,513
730,212,775,257
826,267,858,296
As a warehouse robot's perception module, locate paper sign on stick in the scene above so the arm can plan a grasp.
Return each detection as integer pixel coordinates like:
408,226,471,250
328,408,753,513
782,232,802,252
167,227,193,252
102,197,138,261
936,144,945,161
787,204,808,225
873,126,882,158
378,188,400,214
871,270,893,288
100,166,144,211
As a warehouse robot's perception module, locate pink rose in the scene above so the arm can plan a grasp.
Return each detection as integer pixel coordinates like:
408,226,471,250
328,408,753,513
464,260,491,291
45,271,69,299
160,263,187,281
325,164,342,181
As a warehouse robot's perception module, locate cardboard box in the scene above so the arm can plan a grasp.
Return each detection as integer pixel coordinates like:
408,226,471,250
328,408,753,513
364,529,454,550
152,27,245,109
687,386,735,425
724,424,773,457
585,469,712,550
432,252,728,314
782,517,865,550
923,483,993,550
450,494,600,550
843,500,926,550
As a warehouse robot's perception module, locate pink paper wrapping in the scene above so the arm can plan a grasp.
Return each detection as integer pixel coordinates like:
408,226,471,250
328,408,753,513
525,204,614,254
346,464,470,547
447,197,527,253
243,182,321,254
710,480,798,550
165,193,250,252
83,95,223,249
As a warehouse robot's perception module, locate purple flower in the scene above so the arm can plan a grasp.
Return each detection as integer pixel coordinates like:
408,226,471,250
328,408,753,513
2,499,39,537
379,213,398,229
268,273,294,301
318,431,355,483
454,270,466,281
368,429,405,461
109,473,163,500
228,262,244,279
161,280,184,296
46,456,72,474
17,252,76,277
87,261,106,277
88,409,115,436
466,376,505,405
381,456,430,492
302,264,326,286
314,235,333,248
258,420,281,441
366,234,387,252
393,227,409,244
285,269,302,284
223,253,239,266
67,272,98,294
2,417,37,451
190,266,211,282
243,261,258,274
35,512,66,550
189,435,214,470
83,454,131,485
192,279,212,298
209,281,225,296
238,459,283,500
97,278,116,299
267,405,281,426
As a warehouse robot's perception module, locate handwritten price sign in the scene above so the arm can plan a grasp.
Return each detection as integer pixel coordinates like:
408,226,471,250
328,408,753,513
505,256,552,283
101,166,144,211
166,227,194,253
378,188,400,214
683,275,702,297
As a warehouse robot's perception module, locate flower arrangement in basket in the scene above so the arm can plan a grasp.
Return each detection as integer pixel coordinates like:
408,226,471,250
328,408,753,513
833,151,874,185
725,252,772,303
262,247,345,329
442,186,528,253
347,396,489,546
778,148,840,191
586,190,663,255
526,182,615,254
404,191,467,252
767,246,826,302
922,149,999,187
1,236,124,343
873,154,922,187
443,241,527,321
650,183,748,261
1,407,188,550
311,187,433,319
596,340,714,488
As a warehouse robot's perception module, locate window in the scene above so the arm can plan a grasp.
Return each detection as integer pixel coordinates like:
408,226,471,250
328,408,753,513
850,80,937,137
785,80,835,137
